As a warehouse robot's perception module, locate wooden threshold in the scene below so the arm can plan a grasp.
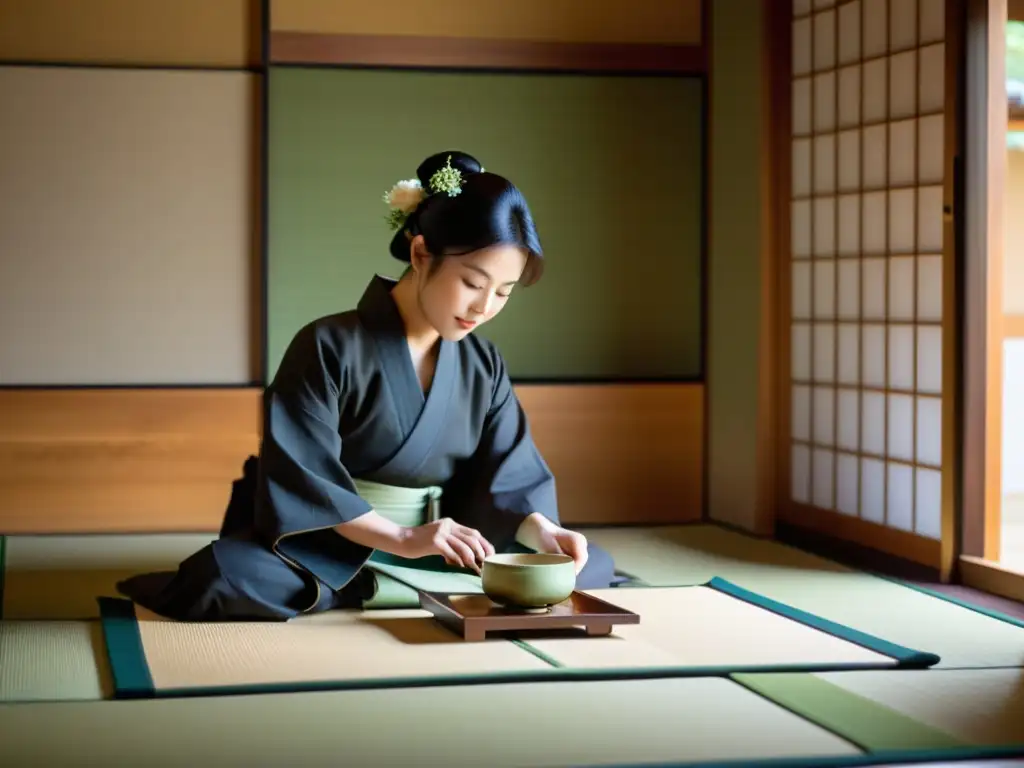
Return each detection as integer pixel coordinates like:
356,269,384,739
959,555,1024,604
778,503,942,572
269,31,706,73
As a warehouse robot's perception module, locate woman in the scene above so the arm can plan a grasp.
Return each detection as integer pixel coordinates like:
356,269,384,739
118,151,618,621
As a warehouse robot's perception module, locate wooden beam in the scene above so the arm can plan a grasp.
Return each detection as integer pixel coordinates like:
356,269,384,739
941,0,963,582
962,0,1007,563
269,31,706,73
755,0,787,537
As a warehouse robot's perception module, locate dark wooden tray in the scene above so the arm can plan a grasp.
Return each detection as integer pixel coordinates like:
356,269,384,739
419,590,640,642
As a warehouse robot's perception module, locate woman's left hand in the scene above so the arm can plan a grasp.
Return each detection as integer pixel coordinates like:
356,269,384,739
516,513,589,574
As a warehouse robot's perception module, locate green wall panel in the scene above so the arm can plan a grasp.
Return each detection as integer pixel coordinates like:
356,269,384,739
268,67,703,381
707,0,766,531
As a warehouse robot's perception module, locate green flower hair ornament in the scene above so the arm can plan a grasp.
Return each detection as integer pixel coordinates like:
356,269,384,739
382,155,479,231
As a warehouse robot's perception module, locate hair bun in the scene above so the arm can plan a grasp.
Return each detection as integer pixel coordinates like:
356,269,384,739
416,151,483,187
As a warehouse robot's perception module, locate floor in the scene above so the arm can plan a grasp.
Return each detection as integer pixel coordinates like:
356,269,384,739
3,524,1024,768
775,521,1024,622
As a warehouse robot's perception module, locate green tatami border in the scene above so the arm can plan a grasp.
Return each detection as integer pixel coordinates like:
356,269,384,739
97,597,155,699
730,672,965,753
879,575,1024,630
0,534,6,620
705,577,940,667
599,743,1024,768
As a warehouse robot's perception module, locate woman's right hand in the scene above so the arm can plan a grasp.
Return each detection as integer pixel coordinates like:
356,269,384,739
400,518,495,572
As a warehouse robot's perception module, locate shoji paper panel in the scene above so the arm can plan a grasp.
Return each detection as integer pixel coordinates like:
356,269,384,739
0,66,259,385
788,0,946,539
271,0,702,45
267,67,703,381
0,0,260,68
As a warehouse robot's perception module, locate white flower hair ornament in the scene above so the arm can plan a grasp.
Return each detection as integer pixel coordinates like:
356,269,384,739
383,155,467,231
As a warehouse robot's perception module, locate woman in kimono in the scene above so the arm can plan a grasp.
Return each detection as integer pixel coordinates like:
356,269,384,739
118,151,617,621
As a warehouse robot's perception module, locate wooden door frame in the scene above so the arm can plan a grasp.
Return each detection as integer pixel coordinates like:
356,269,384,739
960,0,1024,602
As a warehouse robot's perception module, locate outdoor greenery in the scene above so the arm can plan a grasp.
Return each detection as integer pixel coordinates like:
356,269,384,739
1010,21,1024,83
1009,21,1024,150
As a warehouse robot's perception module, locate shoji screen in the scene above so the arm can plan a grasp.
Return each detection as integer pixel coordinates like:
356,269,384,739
788,0,947,544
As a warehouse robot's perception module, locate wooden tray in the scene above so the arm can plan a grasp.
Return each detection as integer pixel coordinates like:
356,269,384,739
419,590,640,642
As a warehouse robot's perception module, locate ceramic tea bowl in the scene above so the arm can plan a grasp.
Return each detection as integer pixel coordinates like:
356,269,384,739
481,553,576,610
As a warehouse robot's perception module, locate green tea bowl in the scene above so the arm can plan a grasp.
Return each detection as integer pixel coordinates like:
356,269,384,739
481,553,576,610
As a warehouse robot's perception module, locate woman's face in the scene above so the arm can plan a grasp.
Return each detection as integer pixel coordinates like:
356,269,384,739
410,236,528,341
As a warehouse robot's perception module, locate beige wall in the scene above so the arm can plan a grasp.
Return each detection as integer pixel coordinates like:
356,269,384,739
0,1,262,386
0,66,259,385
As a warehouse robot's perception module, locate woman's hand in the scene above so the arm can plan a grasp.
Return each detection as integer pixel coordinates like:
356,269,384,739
399,518,496,573
515,513,589,574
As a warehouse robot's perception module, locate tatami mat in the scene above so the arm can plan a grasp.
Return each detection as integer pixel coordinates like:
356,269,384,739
0,677,862,766
99,577,938,699
2,533,215,620
586,525,1024,669
519,583,932,673
812,668,1024,747
7,526,1024,674
733,668,1024,757
0,620,110,702
101,598,554,697
585,524,850,585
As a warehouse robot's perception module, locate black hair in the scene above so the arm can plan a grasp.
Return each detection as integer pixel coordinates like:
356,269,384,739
388,151,545,286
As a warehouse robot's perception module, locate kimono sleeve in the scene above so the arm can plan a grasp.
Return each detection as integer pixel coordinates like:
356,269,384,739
254,322,374,589
458,350,559,552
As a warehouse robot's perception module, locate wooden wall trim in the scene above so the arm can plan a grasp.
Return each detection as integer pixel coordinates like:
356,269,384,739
0,388,263,535
0,384,704,534
519,383,704,527
778,503,942,568
269,31,707,73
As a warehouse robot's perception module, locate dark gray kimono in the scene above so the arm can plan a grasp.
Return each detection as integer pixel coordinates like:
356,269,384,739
118,276,616,621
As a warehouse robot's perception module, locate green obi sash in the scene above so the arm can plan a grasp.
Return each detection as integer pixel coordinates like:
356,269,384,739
351,479,483,609
351,478,443,528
